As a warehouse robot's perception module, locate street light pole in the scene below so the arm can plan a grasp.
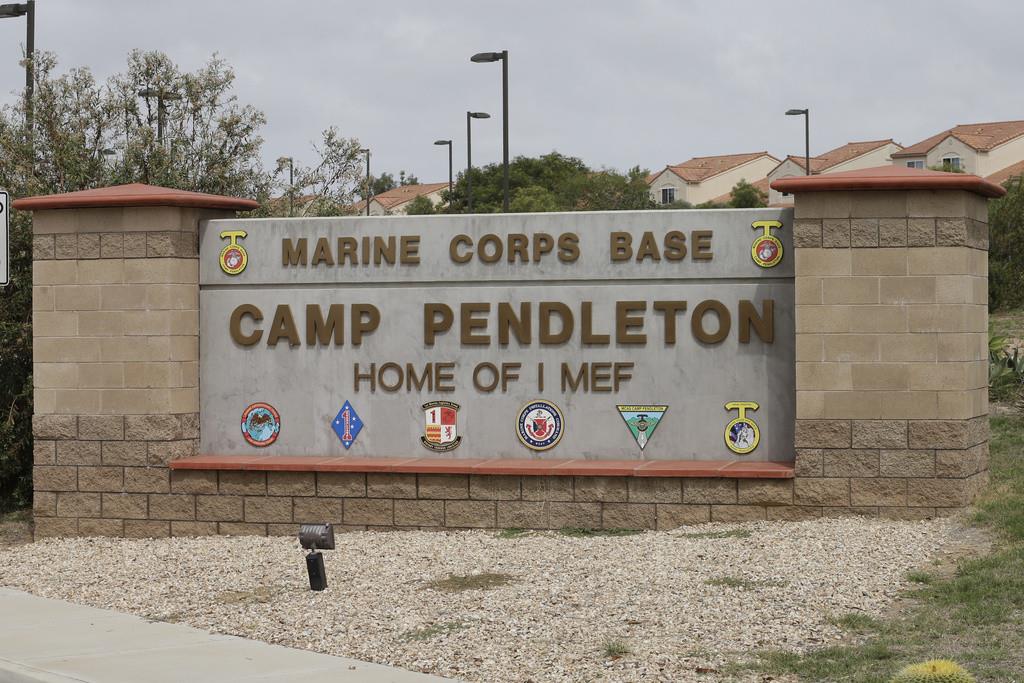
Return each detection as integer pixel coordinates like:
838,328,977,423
466,112,490,212
471,50,509,211
434,139,453,212
138,87,182,144
360,148,371,216
0,1,35,151
785,108,810,175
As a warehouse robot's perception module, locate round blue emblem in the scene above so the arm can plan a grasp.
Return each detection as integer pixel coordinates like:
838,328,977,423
241,402,280,447
517,400,564,451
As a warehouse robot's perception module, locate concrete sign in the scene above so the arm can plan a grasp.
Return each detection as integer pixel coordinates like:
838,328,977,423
199,209,794,461
0,191,8,286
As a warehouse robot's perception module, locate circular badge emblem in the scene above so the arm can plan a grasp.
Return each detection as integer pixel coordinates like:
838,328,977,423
517,400,564,451
725,417,759,455
241,402,280,447
751,234,783,268
220,242,248,275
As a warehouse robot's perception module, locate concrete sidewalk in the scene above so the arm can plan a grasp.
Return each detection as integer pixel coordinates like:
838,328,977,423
0,587,453,683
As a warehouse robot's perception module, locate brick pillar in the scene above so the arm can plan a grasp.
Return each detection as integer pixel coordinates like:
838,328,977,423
773,167,1001,518
16,185,256,538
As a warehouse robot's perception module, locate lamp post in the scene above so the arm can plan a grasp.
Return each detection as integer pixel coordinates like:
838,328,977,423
434,139,452,212
785,108,810,176
466,111,490,212
279,157,294,216
470,50,509,211
359,148,371,216
1,1,34,150
138,87,182,144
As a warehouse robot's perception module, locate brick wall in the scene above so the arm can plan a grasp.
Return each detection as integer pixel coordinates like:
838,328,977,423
791,189,990,517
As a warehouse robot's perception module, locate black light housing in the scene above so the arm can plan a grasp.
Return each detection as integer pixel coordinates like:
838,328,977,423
299,523,335,550
470,51,502,63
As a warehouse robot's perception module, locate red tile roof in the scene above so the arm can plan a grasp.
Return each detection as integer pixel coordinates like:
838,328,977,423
650,152,778,185
709,177,770,205
357,182,449,212
779,139,898,174
770,165,1005,198
893,120,1024,157
12,183,258,211
987,159,1024,186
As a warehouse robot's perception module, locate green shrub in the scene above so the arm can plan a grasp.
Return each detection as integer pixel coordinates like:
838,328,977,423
890,659,975,683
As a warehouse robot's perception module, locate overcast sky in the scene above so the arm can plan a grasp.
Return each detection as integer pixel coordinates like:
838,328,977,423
1,0,1022,184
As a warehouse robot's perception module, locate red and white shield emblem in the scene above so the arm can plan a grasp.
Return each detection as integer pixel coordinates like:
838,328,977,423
421,401,462,452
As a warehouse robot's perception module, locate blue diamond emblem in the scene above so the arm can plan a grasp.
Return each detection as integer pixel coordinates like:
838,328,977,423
332,400,363,449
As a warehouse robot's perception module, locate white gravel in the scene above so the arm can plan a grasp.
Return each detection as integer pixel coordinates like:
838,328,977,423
0,517,957,682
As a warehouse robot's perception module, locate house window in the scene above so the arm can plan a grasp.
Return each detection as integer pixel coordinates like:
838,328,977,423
906,160,924,169
941,155,961,172
661,187,675,204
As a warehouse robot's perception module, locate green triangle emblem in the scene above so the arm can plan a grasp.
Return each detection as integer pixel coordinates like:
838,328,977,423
616,405,668,451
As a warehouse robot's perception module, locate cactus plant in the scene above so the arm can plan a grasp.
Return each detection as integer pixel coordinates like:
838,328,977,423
890,659,975,683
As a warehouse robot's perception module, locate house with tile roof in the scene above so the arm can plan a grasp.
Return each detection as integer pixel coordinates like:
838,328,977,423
352,182,450,216
891,120,1024,185
646,152,779,206
767,139,903,205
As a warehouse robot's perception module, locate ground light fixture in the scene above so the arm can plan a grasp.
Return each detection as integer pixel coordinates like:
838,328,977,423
434,139,453,211
298,523,335,591
785,108,810,176
470,50,509,212
466,112,490,212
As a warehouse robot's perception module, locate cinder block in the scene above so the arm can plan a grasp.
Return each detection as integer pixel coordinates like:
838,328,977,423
851,478,907,506
907,478,972,507
767,505,822,521
822,219,851,248
196,495,243,522
795,278,823,306
850,218,879,247
101,492,147,519
78,415,124,441
171,521,218,536
33,260,78,286
469,475,521,500
288,497,342,524
101,441,147,466
907,189,970,218
521,476,574,501
935,443,986,477
123,520,170,538
796,391,824,419
123,233,147,258
218,522,267,536
33,491,57,516
794,449,824,476
573,476,629,502
496,501,548,528
54,233,78,259
852,420,908,448
33,234,55,260
849,190,909,218
243,496,292,523
907,420,973,449
78,260,124,285
908,247,972,276
418,474,469,499
79,518,124,536
218,471,266,495
793,219,822,248
34,440,56,465
124,467,170,493
797,362,852,390
627,478,682,503
602,503,656,530
795,420,851,448
907,218,936,246
35,338,101,364
343,498,393,526
879,334,937,362
655,504,710,528
878,218,908,247
936,218,969,246
822,335,878,362
100,233,123,258
794,191,852,219
32,414,78,440
170,470,218,494
794,478,850,506
848,305,907,333
737,479,793,505
547,502,601,529
55,440,101,466
147,440,196,466
879,276,936,304
33,312,77,337
823,449,879,477
266,472,316,497
823,391,884,420
317,472,366,497
852,248,907,276
444,500,496,528
879,449,935,477
822,277,879,304
711,505,767,522
147,493,195,520
394,499,445,526
77,233,101,258
683,478,737,504
794,249,851,276
365,473,416,498
33,465,79,492
56,492,102,517
34,517,78,538
33,286,54,311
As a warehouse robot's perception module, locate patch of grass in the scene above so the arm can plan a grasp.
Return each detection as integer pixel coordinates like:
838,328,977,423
497,528,531,538
400,621,466,641
557,527,643,537
828,612,882,632
735,414,1024,681
678,528,752,540
602,638,632,658
906,570,934,584
705,576,787,590
424,572,513,592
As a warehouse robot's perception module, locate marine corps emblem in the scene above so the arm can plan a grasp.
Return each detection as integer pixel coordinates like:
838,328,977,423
219,229,248,275
422,400,461,452
517,400,564,451
241,402,280,447
724,401,760,455
750,220,783,268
